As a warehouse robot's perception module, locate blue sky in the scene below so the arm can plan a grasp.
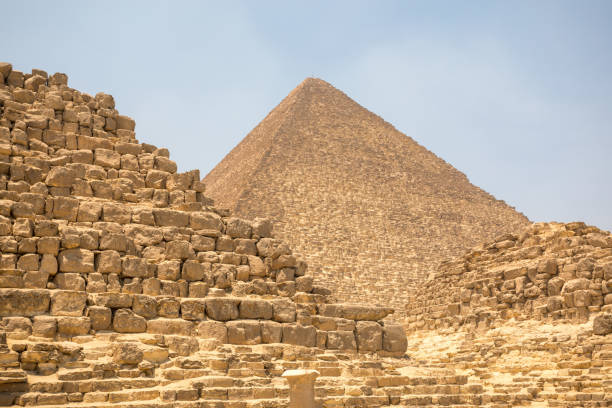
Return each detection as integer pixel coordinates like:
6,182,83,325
2,1,611,231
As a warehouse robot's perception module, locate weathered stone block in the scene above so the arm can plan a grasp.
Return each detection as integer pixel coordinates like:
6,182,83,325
227,320,261,345
327,330,356,350
356,321,383,352
196,320,227,342
58,249,94,273
239,299,273,320
57,316,90,336
382,324,407,353
282,324,316,347
0,289,50,316
51,291,87,316
113,309,146,333
132,295,157,319
87,306,112,330
181,299,206,320
147,318,194,336
206,298,240,321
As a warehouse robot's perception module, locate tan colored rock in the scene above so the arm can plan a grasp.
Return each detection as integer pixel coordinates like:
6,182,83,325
147,318,194,336
87,306,112,330
356,321,383,351
227,320,261,345
113,308,146,333
282,324,316,347
58,249,94,273
205,298,240,321
57,316,90,336
382,324,407,353
593,313,612,335
113,342,143,365
51,291,87,316
239,298,273,319
0,289,50,316
197,320,227,342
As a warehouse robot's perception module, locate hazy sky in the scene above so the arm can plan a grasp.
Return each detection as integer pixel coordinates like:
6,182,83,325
2,1,611,231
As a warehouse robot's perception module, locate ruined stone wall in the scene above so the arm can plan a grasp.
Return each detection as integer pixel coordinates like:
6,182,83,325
406,222,612,332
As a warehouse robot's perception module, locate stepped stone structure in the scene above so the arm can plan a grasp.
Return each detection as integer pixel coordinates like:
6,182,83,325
0,62,610,407
204,78,530,318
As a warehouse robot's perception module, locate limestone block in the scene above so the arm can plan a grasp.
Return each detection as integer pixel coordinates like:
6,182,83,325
181,299,206,320
206,298,240,321
356,321,383,352
54,273,85,291
189,211,223,231
45,167,75,188
17,253,39,271
87,306,112,330
165,240,194,260
32,316,57,338
24,75,46,91
261,321,282,343
121,256,148,278
189,282,209,298
239,298,273,319
318,303,393,321
51,290,87,316
225,218,252,238
562,278,590,293
157,260,181,281
574,290,592,307
197,320,227,342
145,170,168,189
166,173,191,191
37,236,60,255
13,218,33,237
272,299,297,323
236,265,250,281
227,320,261,345
116,115,135,131
113,342,143,365
276,268,295,283
77,201,102,222
95,250,121,274
248,255,266,277
40,254,58,276
58,249,94,273
57,316,90,336
142,277,161,295
102,203,131,224
382,324,407,353
157,297,180,318
52,196,79,221
593,313,612,335
295,276,314,293
113,308,146,333
153,209,189,227
278,281,296,297
124,224,163,246
154,156,177,173
94,148,120,169
192,235,216,251
326,330,356,350
147,318,194,336
0,289,50,316
92,292,133,308
181,260,206,281
132,295,157,319
282,324,316,347
252,218,273,238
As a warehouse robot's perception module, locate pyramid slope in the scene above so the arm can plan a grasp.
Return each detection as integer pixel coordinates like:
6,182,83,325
204,78,530,318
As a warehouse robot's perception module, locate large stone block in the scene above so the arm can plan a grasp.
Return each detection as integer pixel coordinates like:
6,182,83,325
58,249,94,273
196,320,227,343
190,212,223,231
113,342,143,365
57,316,90,336
282,324,316,347
87,306,112,330
382,324,407,353
132,295,157,319
272,299,296,323
51,291,87,316
356,321,383,352
181,299,206,320
206,298,240,321
593,313,612,335
239,299,273,319
153,209,189,227
227,320,261,345
261,320,282,343
0,289,50,316
147,318,194,336
181,260,206,281
225,218,251,238
45,167,76,188
326,330,356,350
121,256,148,278
113,309,146,333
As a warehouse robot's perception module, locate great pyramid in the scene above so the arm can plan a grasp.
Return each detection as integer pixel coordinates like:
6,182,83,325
204,78,530,317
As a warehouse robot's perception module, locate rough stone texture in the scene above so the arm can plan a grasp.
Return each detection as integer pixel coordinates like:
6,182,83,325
204,78,530,318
